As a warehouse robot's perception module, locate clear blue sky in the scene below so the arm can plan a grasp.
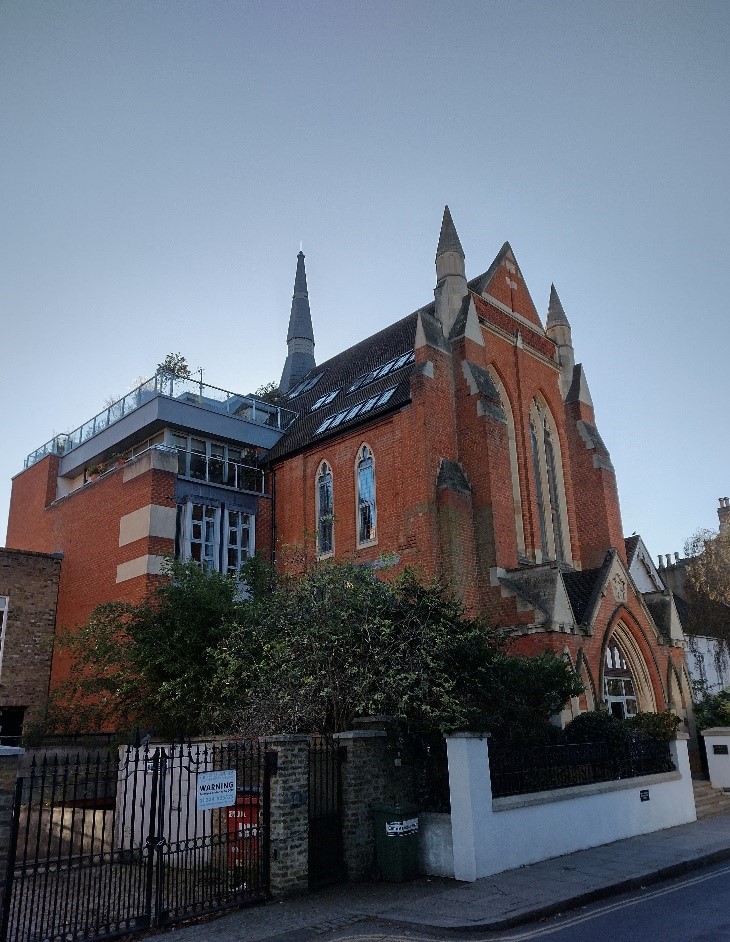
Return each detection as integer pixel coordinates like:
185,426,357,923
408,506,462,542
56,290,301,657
2,0,728,560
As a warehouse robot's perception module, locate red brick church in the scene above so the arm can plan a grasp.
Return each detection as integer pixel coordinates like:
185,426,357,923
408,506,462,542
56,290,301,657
269,207,692,731
5,207,693,738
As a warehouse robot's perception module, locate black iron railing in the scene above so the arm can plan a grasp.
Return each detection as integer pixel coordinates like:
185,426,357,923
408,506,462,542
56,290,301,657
3,740,271,942
489,738,675,799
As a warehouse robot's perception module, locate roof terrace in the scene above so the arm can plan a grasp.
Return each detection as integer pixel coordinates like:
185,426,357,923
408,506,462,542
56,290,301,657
25,372,297,472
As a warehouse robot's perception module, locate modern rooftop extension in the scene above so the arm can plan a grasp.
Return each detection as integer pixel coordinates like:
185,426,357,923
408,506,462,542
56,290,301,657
25,371,297,477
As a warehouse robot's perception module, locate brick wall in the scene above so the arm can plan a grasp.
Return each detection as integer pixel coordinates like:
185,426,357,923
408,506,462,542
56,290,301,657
0,550,61,728
263,735,310,896
6,455,176,693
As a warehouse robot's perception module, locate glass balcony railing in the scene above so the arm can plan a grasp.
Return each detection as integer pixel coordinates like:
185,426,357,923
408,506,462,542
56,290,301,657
24,372,296,469
176,450,265,494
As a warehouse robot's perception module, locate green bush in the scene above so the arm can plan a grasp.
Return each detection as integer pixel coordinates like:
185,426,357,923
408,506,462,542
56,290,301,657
694,690,730,731
564,710,632,747
626,710,681,742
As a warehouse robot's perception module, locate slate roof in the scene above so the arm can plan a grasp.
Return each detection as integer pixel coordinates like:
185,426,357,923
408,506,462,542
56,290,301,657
624,535,640,567
563,567,603,624
267,311,420,462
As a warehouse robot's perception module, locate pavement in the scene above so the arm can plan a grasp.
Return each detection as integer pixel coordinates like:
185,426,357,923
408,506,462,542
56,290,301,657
143,812,730,941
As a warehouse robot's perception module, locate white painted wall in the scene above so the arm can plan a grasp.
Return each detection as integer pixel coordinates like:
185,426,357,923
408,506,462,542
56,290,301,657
418,812,453,877
702,728,730,789
442,732,696,882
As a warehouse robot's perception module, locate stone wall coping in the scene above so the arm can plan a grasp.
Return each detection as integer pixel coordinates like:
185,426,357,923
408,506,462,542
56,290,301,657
0,746,25,756
260,734,310,744
701,728,730,737
333,730,387,740
445,731,491,740
675,731,690,741
493,769,682,811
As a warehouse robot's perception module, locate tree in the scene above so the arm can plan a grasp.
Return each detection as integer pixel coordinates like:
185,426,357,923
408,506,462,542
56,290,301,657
683,527,730,643
54,559,582,741
54,560,241,737
156,352,192,378
253,380,285,406
212,561,583,739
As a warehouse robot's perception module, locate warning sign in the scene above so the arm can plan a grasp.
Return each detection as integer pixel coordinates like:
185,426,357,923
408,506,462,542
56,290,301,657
197,770,237,809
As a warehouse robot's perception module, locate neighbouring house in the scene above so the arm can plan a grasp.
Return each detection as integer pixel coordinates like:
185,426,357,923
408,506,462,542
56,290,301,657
657,497,730,697
0,548,61,739
4,207,693,743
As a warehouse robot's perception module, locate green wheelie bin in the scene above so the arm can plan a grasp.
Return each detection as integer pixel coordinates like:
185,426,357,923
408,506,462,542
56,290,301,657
372,802,420,881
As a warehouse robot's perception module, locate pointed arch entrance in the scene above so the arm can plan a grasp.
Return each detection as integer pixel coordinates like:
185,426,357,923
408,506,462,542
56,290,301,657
602,622,658,718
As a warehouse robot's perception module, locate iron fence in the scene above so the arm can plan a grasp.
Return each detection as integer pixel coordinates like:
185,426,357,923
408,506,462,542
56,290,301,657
2,740,270,942
489,737,675,799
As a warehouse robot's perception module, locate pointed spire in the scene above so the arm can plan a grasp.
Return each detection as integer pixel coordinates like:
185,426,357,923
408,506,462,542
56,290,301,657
280,251,316,393
434,206,468,336
287,252,314,343
436,205,464,259
292,250,308,303
546,284,570,328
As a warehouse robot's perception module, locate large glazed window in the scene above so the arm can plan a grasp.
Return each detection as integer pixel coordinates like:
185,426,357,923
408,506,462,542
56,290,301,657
528,398,571,563
317,462,334,557
603,623,657,716
356,445,377,546
603,640,638,718
176,501,253,574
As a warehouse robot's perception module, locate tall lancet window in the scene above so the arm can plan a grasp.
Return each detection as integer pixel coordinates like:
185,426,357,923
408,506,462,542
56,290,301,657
530,420,549,559
487,368,526,557
529,398,571,563
316,462,334,557
543,422,565,561
356,445,377,545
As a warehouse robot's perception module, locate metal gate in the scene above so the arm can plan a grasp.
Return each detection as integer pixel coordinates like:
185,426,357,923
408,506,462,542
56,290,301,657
2,740,271,942
307,737,345,889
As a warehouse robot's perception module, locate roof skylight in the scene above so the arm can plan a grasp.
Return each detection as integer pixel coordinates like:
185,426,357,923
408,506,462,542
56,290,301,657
314,386,399,435
287,373,324,400
347,350,414,394
311,388,340,411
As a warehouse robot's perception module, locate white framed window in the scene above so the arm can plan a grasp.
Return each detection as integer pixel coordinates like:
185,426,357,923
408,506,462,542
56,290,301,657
603,640,638,718
317,462,334,557
225,510,254,575
177,501,255,575
0,597,8,677
356,445,377,546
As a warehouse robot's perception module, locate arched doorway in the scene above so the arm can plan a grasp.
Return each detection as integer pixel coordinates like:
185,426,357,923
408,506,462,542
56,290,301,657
602,624,658,718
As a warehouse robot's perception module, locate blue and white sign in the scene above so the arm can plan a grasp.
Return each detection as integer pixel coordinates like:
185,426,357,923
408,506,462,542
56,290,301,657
197,770,237,809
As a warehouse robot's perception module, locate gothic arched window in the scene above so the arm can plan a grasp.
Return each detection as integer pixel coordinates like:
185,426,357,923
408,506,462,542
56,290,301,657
488,369,526,557
356,445,377,546
529,398,570,563
316,461,334,557
603,639,638,718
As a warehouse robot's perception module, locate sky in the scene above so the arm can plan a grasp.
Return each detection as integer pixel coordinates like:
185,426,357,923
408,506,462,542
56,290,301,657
1,0,728,560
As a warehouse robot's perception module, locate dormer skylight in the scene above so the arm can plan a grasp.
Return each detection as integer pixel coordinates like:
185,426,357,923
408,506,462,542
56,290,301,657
311,388,341,411
314,386,398,435
347,351,414,394
287,372,324,400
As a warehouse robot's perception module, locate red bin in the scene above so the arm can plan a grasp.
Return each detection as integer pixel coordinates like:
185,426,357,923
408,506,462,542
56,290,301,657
227,790,260,869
